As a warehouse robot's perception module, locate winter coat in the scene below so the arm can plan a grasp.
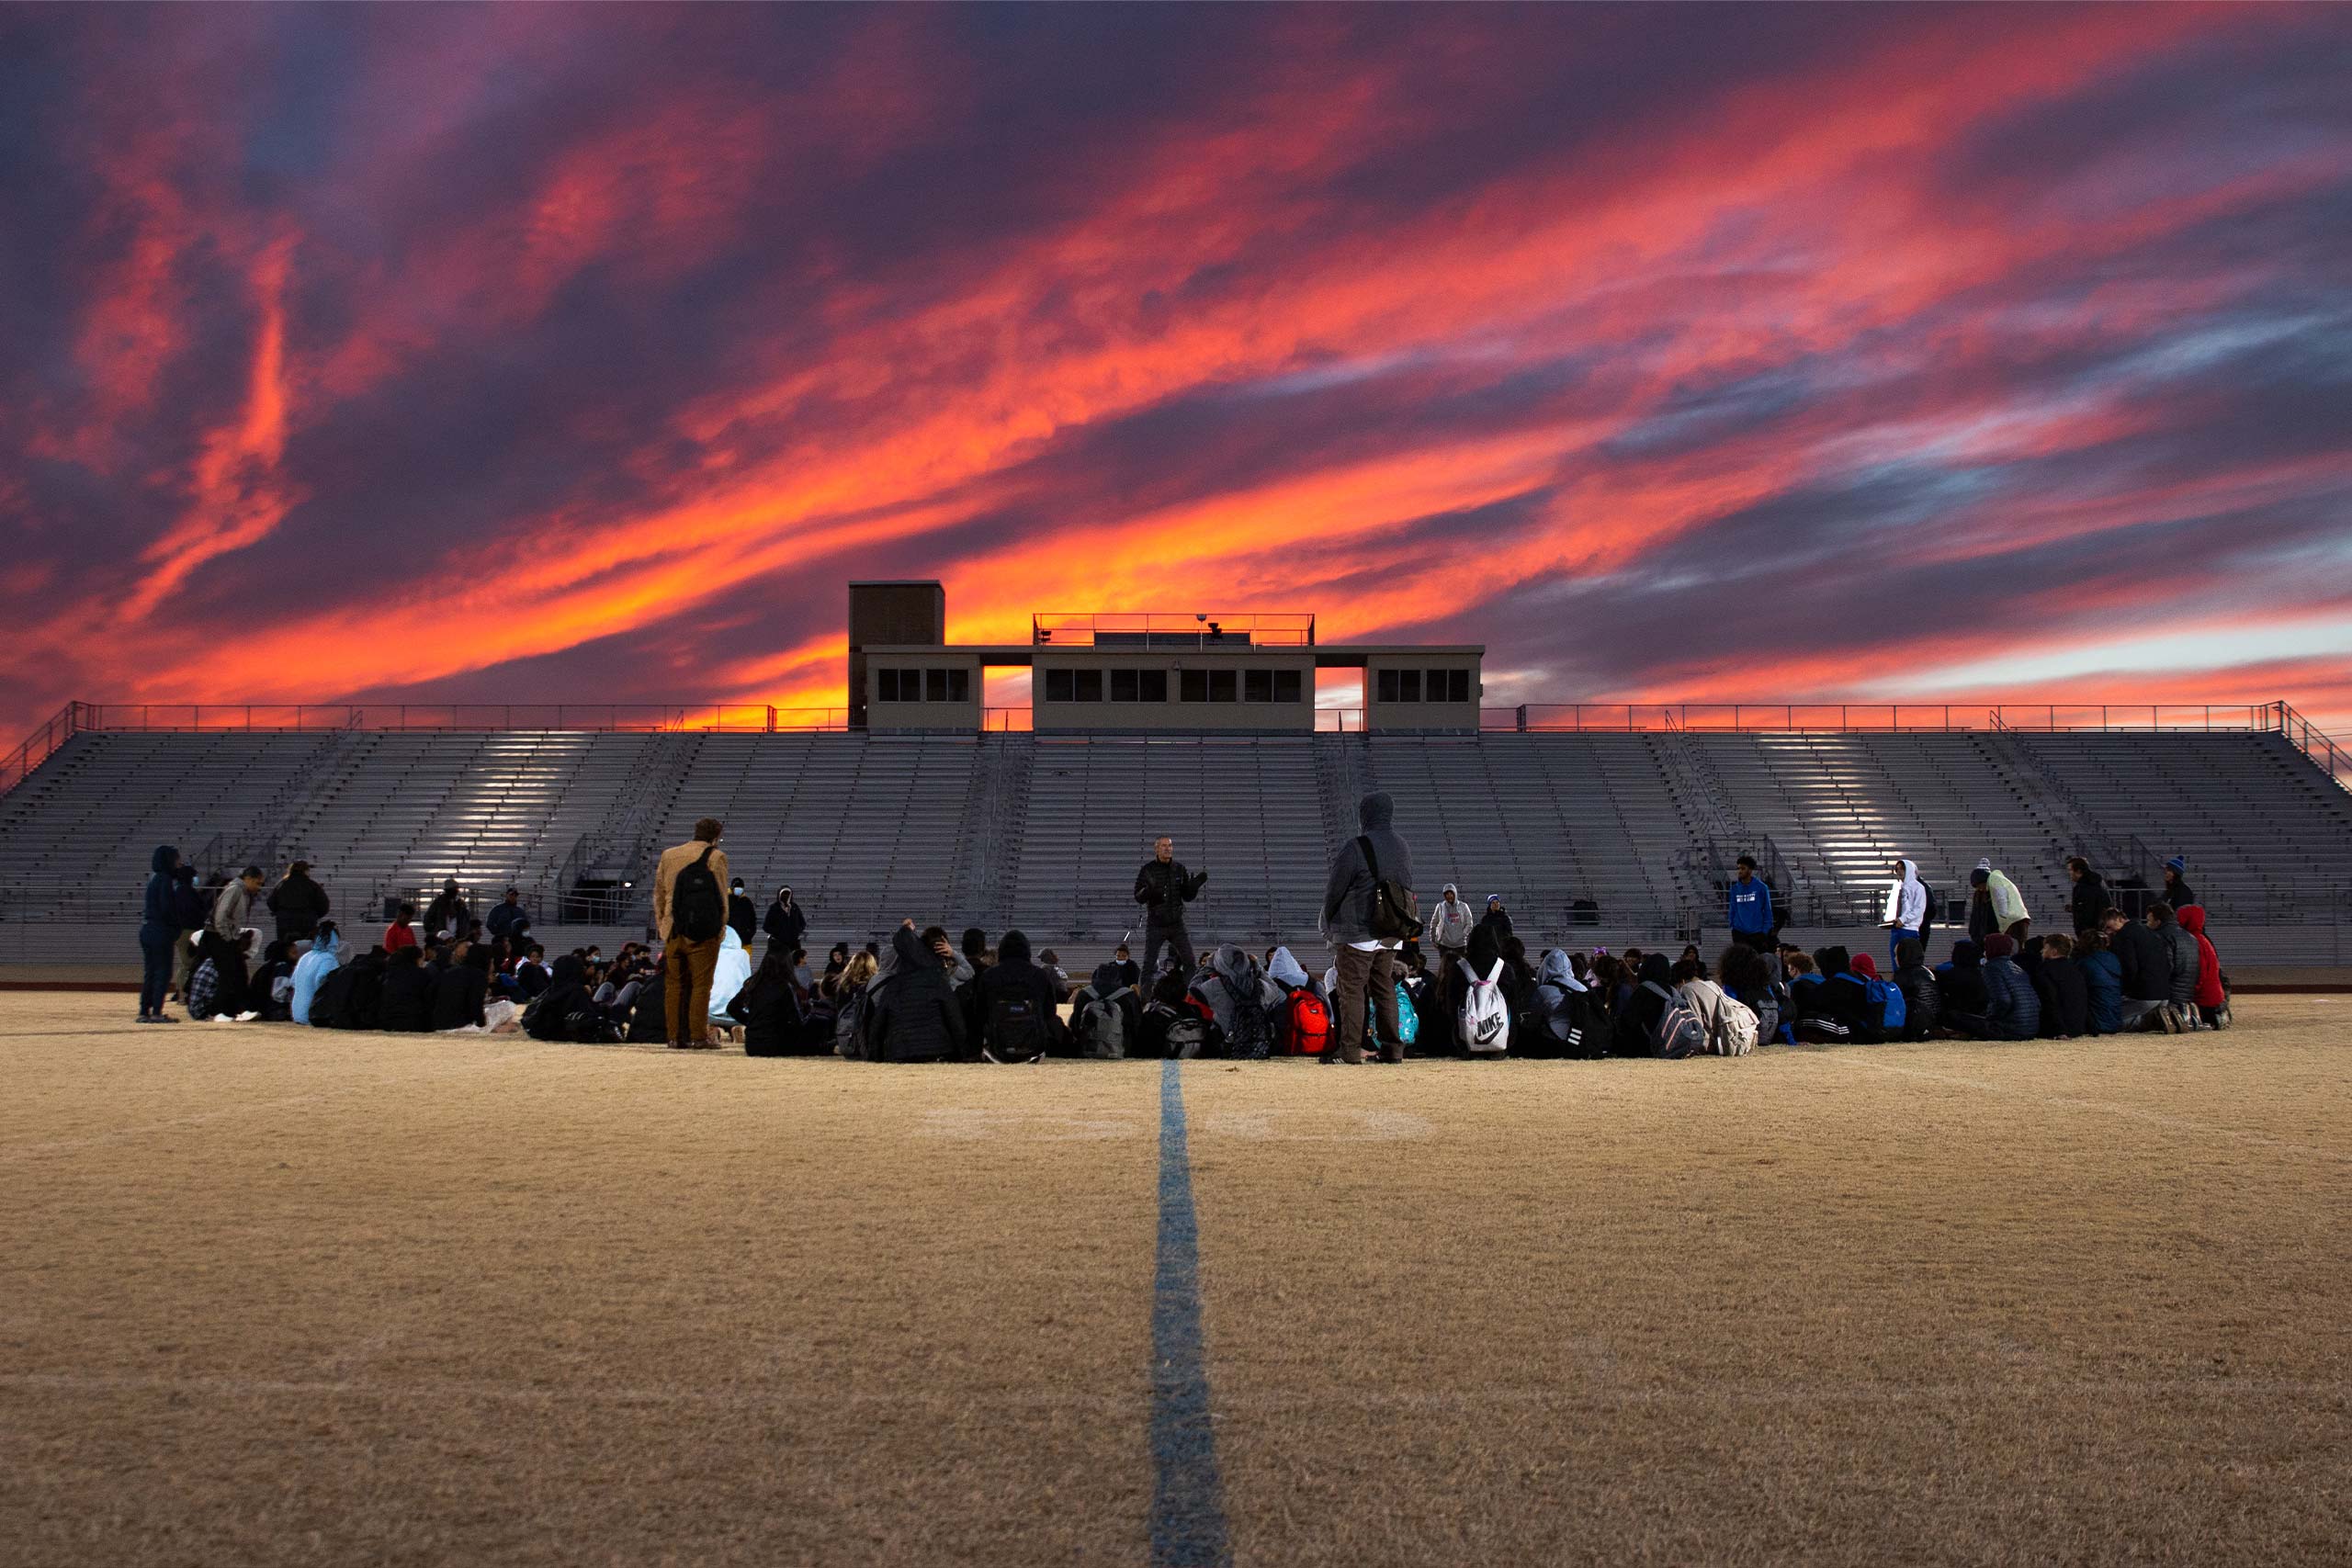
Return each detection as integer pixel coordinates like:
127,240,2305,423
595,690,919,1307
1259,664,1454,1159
1135,859,1206,921
1727,874,1774,936
487,900,531,943
728,892,757,946
2156,914,2199,1005
2112,919,2173,1001
1616,953,1676,1056
2069,872,2109,938
1477,907,1514,942
969,931,1064,1055
1320,793,1416,945
1988,869,2029,929
429,964,489,1031
2080,950,2122,1032
289,930,343,1025
379,963,434,1032
209,880,255,944
2163,873,2197,911
1894,961,1940,1037
423,891,469,942
267,873,330,942
2035,956,2089,1037
764,897,809,951
867,927,968,1063
167,867,207,931
1882,860,1928,930
1981,956,2041,1041
1427,892,1474,950
1267,946,1316,995
736,964,809,1055
1936,942,1989,1018
142,846,180,929
2178,908,2225,1009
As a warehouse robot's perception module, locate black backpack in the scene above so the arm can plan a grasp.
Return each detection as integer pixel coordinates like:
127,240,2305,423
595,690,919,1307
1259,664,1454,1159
671,844,725,942
334,959,386,1031
983,990,1046,1064
1917,878,1938,942
1355,835,1422,941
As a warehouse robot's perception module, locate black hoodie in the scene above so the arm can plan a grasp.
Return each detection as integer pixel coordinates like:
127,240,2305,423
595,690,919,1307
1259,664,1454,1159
143,845,180,928
379,953,434,1032
970,930,1062,1058
527,954,603,1043
2069,871,2109,938
736,954,808,1055
267,871,330,942
868,926,967,1063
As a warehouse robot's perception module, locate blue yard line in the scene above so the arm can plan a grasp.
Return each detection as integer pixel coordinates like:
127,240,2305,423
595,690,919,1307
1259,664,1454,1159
1150,1058,1233,1568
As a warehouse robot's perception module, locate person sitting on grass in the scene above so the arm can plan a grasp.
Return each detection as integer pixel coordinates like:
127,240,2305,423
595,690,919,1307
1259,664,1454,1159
187,929,262,1022
2033,932,2089,1040
252,938,300,1021
1977,934,2041,1041
866,923,968,1063
289,921,344,1026
379,945,434,1032
2077,927,2123,1034
2107,907,2177,1032
1893,938,1939,1041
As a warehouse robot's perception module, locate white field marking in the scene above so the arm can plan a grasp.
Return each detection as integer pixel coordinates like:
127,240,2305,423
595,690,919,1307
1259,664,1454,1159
0,1370,2337,1413
916,1107,1146,1141
1838,1055,2349,1164
1194,1109,1436,1142
0,1042,560,1161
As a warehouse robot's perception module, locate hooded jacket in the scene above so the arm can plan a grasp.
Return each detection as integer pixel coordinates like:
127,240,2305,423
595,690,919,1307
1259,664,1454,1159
379,953,434,1032
867,926,967,1063
1266,946,1315,994
2163,869,2197,910
1320,793,1415,945
1616,953,1676,1056
1727,873,1774,936
2177,907,2223,1008
2069,870,2109,938
1894,953,1940,1037
1986,866,2029,929
1936,941,1988,1017
1528,948,1597,1056
763,894,808,950
2155,910,2199,1005
267,870,330,942
1882,860,1928,930
423,887,470,942
734,954,808,1055
168,865,207,931
728,888,757,946
1428,888,1474,950
430,958,490,1031
1981,952,2041,1040
289,928,343,1025
209,879,256,944
142,846,180,929
970,930,1063,1054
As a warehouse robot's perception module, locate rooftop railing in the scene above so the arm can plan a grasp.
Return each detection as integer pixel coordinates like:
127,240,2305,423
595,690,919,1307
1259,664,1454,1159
1030,612,1316,648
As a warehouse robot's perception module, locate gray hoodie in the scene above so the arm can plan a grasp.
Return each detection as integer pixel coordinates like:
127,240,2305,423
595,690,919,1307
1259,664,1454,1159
1320,793,1416,945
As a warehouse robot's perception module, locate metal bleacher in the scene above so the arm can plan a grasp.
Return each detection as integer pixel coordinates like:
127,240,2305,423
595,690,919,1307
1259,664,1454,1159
3,715,2347,965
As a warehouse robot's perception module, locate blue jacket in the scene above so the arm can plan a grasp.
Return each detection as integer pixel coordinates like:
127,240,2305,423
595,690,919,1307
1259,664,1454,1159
141,845,179,928
289,930,344,1026
1982,956,2041,1040
1727,876,1773,934
2080,950,2122,1033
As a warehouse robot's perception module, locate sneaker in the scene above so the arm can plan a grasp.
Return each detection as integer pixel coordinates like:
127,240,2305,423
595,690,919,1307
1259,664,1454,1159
233,1010,260,1023
135,1014,156,1024
153,1013,180,1023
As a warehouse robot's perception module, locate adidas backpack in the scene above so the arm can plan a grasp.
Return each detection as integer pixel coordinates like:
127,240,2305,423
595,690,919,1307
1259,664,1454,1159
1456,958,1510,1055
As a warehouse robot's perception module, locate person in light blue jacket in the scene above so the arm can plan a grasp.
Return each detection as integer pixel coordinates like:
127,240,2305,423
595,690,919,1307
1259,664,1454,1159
290,921,344,1026
1727,855,1775,949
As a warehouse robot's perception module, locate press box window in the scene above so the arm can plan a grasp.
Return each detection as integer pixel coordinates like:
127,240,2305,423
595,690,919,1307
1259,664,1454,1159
1180,670,1207,703
1044,668,1073,703
1074,669,1102,703
877,669,901,702
1274,670,1302,703
1426,669,1470,703
1209,670,1237,702
1111,669,1170,703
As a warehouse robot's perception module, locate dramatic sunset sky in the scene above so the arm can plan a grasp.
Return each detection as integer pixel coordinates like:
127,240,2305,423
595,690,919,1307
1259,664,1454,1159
4,3,2349,739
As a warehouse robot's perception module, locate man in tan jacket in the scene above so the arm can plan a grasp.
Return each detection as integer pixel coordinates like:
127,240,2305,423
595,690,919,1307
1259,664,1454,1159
652,818,732,1049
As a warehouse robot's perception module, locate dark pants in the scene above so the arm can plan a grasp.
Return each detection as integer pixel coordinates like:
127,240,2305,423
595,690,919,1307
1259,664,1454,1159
1731,928,1772,952
1332,944,1401,1064
663,933,723,1043
1143,922,1193,979
138,923,174,1014
196,931,249,1017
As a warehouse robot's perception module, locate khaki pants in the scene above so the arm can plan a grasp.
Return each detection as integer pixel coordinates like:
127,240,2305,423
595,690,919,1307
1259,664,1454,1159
172,931,200,995
1331,943,1401,1064
663,933,723,1043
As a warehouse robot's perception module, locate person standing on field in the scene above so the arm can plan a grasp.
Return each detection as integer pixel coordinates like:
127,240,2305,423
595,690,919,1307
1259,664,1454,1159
1134,836,1207,977
1319,792,1416,1066
653,818,732,1050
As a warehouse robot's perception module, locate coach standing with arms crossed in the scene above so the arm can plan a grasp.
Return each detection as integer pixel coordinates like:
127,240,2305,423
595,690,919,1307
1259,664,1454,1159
1134,836,1207,977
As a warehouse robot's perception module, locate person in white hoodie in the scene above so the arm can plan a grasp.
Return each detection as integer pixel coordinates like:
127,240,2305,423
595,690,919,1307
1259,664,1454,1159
1428,884,1474,970
1882,857,1928,964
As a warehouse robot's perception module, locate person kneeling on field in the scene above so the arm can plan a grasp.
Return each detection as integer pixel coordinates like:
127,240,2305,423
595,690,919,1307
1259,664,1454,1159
2178,907,2231,1030
2033,933,2090,1039
1977,934,2041,1041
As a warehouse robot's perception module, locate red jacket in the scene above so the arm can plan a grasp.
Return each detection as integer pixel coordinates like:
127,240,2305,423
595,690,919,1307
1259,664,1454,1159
383,921,419,955
2178,907,2224,1009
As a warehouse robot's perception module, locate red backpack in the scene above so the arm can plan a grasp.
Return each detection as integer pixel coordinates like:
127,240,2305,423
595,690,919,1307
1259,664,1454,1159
1280,988,1330,1056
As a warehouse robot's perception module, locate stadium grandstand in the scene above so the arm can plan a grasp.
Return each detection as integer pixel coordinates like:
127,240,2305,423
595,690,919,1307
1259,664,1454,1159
4,582,2347,971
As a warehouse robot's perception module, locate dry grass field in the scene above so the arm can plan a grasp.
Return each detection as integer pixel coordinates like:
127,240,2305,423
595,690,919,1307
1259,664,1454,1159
3,991,2346,1566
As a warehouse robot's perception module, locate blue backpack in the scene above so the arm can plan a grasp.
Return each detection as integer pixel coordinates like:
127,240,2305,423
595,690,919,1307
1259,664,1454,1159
1394,981,1420,1046
1864,976,1905,1032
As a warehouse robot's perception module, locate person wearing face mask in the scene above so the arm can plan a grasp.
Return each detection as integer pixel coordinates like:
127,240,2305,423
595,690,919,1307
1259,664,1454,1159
765,885,809,960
